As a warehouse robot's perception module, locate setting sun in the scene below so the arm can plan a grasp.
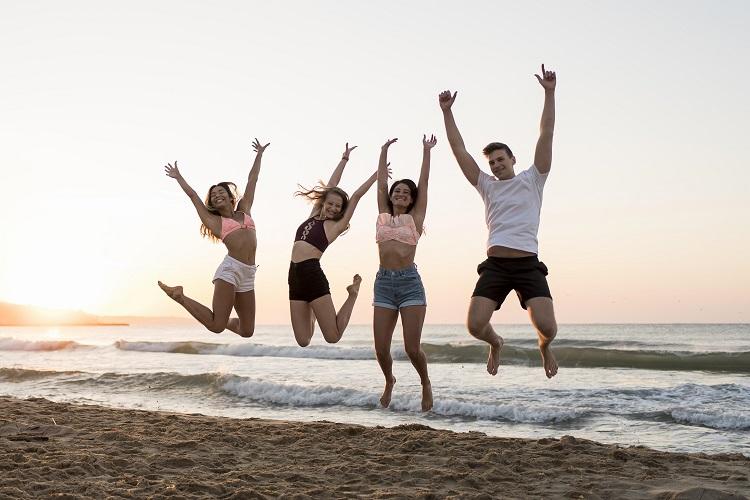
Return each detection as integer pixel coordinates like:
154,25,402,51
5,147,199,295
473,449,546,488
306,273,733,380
2,242,109,311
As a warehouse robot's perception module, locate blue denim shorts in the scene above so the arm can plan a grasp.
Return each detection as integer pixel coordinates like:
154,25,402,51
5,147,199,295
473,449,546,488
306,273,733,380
373,264,427,310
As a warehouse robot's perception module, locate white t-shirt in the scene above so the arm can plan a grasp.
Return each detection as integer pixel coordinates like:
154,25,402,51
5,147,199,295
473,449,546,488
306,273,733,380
474,165,547,254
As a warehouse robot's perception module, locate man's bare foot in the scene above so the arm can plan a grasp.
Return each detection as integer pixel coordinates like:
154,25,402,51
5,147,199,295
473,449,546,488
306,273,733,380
539,340,558,378
487,336,504,375
380,376,396,408
421,381,433,412
346,274,362,296
158,281,184,303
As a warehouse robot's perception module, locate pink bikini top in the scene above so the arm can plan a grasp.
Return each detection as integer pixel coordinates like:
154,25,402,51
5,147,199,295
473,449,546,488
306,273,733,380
375,213,420,246
220,212,256,241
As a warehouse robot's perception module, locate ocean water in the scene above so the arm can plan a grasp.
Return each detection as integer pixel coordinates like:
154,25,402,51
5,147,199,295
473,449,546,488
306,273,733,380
1,322,748,457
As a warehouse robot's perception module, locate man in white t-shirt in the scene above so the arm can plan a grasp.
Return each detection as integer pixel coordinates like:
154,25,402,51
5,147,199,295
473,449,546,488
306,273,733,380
439,64,558,379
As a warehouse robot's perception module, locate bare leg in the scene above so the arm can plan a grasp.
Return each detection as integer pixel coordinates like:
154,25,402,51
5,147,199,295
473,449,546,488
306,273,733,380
158,280,235,334
226,290,255,338
373,307,399,407
526,297,558,379
290,300,315,347
337,274,362,333
467,296,504,375
310,275,362,344
401,305,431,411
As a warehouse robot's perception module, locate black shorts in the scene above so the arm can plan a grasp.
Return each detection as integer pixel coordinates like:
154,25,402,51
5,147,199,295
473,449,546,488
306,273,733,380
288,259,331,302
472,256,552,310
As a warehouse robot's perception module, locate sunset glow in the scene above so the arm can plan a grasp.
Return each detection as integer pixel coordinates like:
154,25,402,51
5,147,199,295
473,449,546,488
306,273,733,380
0,1,748,323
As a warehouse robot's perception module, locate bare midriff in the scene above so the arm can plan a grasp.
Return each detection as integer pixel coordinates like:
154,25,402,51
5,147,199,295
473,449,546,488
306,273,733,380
378,240,417,270
223,230,257,265
487,245,536,258
291,240,324,263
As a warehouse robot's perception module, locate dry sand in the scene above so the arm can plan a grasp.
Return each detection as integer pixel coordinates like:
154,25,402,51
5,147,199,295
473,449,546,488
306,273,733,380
1,395,748,499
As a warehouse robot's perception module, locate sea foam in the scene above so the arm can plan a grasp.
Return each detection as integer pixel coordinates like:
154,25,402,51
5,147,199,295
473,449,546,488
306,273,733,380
115,340,377,360
0,337,86,352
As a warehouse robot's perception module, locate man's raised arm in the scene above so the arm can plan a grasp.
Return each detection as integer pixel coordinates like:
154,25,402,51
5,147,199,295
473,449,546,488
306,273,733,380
533,64,556,174
439,90,480,186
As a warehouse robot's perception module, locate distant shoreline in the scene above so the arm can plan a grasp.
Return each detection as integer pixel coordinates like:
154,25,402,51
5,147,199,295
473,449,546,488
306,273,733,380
0,301,130,327
0,322,129,327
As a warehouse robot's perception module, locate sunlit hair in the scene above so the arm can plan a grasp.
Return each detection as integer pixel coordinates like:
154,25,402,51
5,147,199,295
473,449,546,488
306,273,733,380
387,179,418,215
294,183,350,222
201,182,238,242
482,142,514,158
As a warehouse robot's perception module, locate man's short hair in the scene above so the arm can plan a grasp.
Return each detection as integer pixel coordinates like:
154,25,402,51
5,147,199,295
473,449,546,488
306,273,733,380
482,142,514,158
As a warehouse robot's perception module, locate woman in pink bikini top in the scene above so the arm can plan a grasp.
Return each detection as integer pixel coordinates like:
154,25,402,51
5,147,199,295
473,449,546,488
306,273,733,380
158,138,269,339
373,135,437,413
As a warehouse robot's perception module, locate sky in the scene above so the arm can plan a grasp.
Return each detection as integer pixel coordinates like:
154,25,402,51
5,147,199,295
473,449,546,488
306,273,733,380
1,0,748,324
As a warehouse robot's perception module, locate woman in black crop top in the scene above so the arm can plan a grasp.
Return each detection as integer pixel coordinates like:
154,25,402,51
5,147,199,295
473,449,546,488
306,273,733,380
288,143,379,347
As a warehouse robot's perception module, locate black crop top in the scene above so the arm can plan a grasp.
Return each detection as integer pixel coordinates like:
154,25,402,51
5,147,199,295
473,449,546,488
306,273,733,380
294,217,330,252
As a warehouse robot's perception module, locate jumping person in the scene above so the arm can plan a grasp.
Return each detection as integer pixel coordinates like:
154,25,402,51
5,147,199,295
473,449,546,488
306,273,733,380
439,64,559,378
372,135,436,412
158,138,269,337
289,143,378,347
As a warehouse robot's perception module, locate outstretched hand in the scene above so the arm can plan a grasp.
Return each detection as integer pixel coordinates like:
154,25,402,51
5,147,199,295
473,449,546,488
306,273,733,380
252,138,270,154
372,164,392,181
423,134,437,150
382,138,398,149
534,64,556,90
376,163,392,179
164,161,180,179
438,90,457,110
343,142,357,157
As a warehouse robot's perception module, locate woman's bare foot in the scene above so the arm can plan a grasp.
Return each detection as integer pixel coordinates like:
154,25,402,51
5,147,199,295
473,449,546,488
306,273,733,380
380,376,396,408
158,281,184,303
346,274,362,296
487,336,504,375
539,339,558,378
421,381,433,412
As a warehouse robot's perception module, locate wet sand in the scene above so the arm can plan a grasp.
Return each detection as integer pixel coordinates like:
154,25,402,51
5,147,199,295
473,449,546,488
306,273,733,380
1,396,748,499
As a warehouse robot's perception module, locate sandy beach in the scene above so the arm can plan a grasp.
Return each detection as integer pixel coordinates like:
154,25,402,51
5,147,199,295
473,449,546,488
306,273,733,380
0,396,747,499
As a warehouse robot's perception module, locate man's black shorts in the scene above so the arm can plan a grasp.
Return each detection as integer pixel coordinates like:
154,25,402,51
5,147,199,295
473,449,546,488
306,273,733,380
471,255,552,310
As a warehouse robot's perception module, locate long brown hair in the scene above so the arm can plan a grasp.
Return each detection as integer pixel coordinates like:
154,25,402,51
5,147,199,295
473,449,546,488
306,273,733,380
201,182,238,242
294,183,350,221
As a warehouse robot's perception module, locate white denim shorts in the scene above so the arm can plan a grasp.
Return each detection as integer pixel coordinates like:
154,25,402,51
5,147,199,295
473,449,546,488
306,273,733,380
212,255,257,292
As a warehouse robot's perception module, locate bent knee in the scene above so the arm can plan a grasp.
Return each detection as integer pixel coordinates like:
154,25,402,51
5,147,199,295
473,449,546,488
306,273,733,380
319,327,342,344
238,328,254,338
208,325,226,334
295,338,311,347
404,345,423,360
466,319,488,336
375,347,392,360
537,323,557,341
